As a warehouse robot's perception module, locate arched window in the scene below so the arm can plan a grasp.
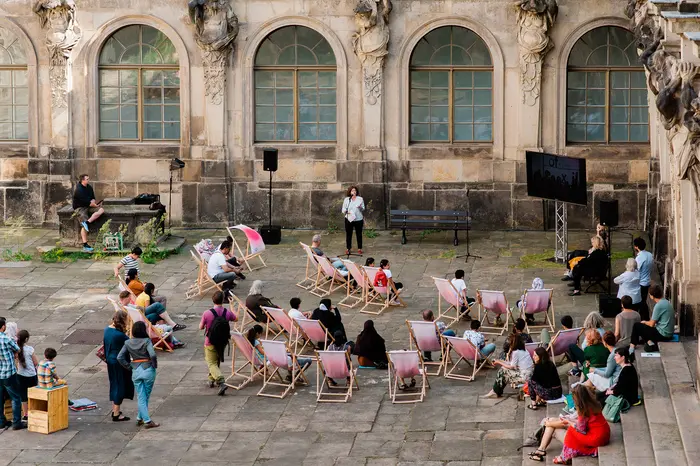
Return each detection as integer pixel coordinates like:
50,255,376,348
98,25,180,141
409,26,493,143
0,26,28,141
254,25,337,142
567,26,648,143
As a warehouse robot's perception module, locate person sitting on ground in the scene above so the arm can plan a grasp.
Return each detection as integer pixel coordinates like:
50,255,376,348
219,236,246,279
125,268,145,296
567,312,605,375
485,334,534,398
16,330,38,421
629,284,674,353
310,234,348,275
615,296,641,348
567,236,609,297
613,259,641,310
245,280,279,323
527,347,563,409
287,297,310,320
541,315,574,347
501,318,533,358
353,320,388,369
451,269,476,319
602,347,639,406
374,259,403,305
420,309,455,362
463,320,496,359
517,277,550,325
72,174,104,252
37,348,66,389
310,298,346,340
114,247,142,280
364,257,375,267
583,331,620,393
579,329,609,380
246,324,312,382
135,284,185,331
207,240,238,295
529,384,610,464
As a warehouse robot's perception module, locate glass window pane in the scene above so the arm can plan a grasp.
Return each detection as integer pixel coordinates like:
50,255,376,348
319,89,336,105
411,71,430,88
430,71,448,88
100,70,119,87
630,90,647,106
256,106,274,123
0,106,11,122
411,41,433,66
630,125,648,142
144,105,162,122
568,89,586,106
297,47,317,65
411,124,430,141
318,72,336,88
276,106,294,123
163,88,180,104
299,89,317,105
299,123,318,140
0,89,10,105
455,107,473,123
568,72,586,89
121,88,138,104
164,106,179,122
430,106,449,122
631,72,646,88
121,105,137,121
454,72,472,88
299,106,317,123
298,71,316,88
587,72,605,88
100,88,119,104
277,46,296,65
120,70,138,86
14,123,27,140
474,89,491,106
255,40,278,66
587,108,605,123
121,46,141,64
163,71,180,86
567,107,586,124
318,124,336,141
631,107,648,123
474,72,491,88
256,124,274,141
142,70,162,86
276,124,293,140
143,88,161,104
319,106,336,123
276,89,293,105
474,124,492,141
610,124,629,142
0,71,11,86
474,107,492,123
314,40,336,65
411,88,429,106
121,122,138,139
144,122,162,139
164,122,179,139
430,124,449,140
611,72,629,89
454,125,473,141
13,88,28,105
256,89,274,105
611,89,629,106
609,48,628,67
100,105,119,121
430,89,448,105
586,125,605,141
0,123,11,139
14,107,27,123
611,107,629,124
255,71,274,88
100,122,119,139
411,106,430,123
587,90,605,106
454,90,472,106
431,47,451,65
567,124,586,141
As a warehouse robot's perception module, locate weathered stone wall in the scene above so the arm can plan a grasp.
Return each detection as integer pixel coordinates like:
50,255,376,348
0,0,649,230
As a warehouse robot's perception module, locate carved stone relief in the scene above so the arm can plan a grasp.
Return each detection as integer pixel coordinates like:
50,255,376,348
34,0,82,108
515,0,558,106
352,0,391,105
188,0,239,105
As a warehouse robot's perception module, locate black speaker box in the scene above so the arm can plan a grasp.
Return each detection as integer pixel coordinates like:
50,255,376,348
599,294,621,318
263,149,278,172
599,200,619,227
259,225,282,245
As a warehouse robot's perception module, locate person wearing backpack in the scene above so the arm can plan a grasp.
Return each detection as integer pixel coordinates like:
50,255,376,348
199,292,236,389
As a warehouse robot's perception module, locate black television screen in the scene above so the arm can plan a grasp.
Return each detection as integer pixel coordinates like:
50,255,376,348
526,151,587,205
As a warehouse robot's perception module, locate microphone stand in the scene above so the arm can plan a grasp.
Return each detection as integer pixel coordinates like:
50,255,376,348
455,189,481,263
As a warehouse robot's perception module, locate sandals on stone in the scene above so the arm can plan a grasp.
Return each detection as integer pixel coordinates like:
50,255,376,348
172,324,187,331
111,412,130,422
553,456,571,465
528,450,546,462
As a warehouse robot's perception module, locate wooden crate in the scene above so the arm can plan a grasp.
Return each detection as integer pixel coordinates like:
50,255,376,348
27,385,68,434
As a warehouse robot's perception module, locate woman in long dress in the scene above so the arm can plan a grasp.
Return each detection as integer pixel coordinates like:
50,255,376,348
103,310,134,422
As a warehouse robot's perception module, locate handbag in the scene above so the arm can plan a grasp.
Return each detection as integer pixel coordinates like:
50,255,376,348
603,395,630,423
517,425,545,451
95,344,106,363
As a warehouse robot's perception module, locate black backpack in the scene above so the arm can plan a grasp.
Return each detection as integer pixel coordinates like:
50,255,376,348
207,308,231,357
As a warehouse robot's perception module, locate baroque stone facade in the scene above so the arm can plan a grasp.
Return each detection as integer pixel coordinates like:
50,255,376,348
0,0,651,232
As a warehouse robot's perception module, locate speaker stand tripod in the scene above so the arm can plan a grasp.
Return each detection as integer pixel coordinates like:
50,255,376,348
455,190,481,263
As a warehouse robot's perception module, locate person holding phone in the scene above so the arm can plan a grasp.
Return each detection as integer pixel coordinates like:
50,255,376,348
341,185,365,255
72,174,104,252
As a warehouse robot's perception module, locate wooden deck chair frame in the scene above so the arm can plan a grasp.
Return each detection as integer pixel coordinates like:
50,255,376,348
106,296,134,335
228,293,265,334
361,267,391,315
224,331,265,390
442,335,492,382
118,301,173,352
310,254,348,298
185,249,223,299
227,225,267,272
117,276,138,302
262,306,298,346
476,290,514,336
338,260,365,308
315,350,359,403
432,277,472,327
257,340,309,399
546,327,583,361
292,318,334,358
297,242,321,290
387,350,430,404
520,288,555,333
406,320,445,376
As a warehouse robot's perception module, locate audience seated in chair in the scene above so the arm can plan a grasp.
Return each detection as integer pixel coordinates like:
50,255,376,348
563,223,609,277
615,296,641,348
118,291,183,347
541,315,573,347
134,284,185,331
287,297,310,320
310,234,348,276
527,347,563,410
125,268,145,295
577,329,609,380
207,240,239,295
310,298,346,341
500,318,533,359
582,331,619,393
567,312,605,376
246,325,312,383
463,320,496,359
628,284,675,353
451,269,475,319
484,333,534,398
517,277,550,326
374,259,403,305
567,235,608,296
353,320,388,369
421,309,454,361
246,280,279,323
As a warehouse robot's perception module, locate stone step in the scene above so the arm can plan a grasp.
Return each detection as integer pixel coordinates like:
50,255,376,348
636,353,688,465
572,456,598,466
597,422,626,466
620,405,654,465
659,342,700,464
521,399,542,466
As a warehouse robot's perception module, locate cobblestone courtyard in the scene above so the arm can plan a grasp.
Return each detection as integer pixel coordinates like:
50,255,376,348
0,228,631,465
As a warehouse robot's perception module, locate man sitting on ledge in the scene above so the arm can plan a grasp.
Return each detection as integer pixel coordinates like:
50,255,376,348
72,174,104,252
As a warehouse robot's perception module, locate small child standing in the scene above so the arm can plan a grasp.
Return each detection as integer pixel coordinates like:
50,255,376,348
37,348,66,389
16,330,38,420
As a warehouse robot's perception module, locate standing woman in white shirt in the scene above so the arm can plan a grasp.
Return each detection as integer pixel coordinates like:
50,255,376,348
341,186,365,255
613,258,641,310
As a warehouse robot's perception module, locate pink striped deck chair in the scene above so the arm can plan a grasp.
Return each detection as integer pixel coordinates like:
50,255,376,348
524,342,539,359
257,339,309,399
224,331,265,390
117,276,138,303
477,290,512,336
338,260,365,308
442,335,492,381
185,249,224,299
293,317,333,357
432,277,466,327
361,267,390,315
547,328,583,359
387,350,429,403
123,304,173,352
315,350,359,403
520,289,555,332
311,254,348,298
297,243,320,290
406,320,445,376
263,306,298,346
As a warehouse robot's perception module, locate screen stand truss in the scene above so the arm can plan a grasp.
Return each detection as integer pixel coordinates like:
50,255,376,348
554,201,567,263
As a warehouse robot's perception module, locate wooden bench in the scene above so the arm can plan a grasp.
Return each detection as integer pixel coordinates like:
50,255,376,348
389,210,470,246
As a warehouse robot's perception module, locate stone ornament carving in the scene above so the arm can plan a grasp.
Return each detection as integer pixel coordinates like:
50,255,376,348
34,0,81,108
188,0,239,105
352,0,392,105
515,0,558,106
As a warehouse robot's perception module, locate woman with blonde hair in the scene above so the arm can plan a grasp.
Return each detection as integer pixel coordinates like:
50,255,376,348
567,312,606,377
569,236,609,297
613,258,641,309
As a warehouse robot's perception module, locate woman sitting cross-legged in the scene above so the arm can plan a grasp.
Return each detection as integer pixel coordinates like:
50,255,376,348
135,283,186,331
582,331,620,393
529,384,610,464
484,333,534,398
599,347,639,406
353,320,388,370
527,347,563,409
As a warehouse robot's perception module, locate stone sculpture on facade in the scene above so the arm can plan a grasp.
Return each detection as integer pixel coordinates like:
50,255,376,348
352,0,392,105
33,0,82,108
188,0,239,105
515,0,558,106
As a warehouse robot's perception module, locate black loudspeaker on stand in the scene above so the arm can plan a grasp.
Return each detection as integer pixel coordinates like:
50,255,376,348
260,149,282,245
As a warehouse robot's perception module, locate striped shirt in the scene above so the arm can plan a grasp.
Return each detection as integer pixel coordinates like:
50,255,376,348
120,254,139,278
37,360,58,388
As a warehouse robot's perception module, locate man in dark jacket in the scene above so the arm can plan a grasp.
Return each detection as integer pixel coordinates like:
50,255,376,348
72,174,104,252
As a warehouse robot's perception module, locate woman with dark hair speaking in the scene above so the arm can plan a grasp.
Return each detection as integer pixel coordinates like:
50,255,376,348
342,185,365,255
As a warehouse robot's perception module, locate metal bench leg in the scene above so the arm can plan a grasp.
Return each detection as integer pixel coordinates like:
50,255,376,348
401,228,407,245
